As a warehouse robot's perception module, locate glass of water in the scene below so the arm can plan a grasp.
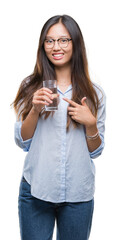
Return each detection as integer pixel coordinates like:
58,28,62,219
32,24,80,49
43,80,58,111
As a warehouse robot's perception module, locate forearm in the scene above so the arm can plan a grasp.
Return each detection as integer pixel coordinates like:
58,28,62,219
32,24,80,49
85,123,101,152
21,107,40,141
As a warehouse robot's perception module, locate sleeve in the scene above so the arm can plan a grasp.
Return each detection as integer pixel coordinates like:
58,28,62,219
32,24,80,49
14,121,32,152
89,88,106,159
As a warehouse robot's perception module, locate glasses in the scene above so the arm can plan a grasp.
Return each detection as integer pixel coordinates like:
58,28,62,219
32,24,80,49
44,38,72,49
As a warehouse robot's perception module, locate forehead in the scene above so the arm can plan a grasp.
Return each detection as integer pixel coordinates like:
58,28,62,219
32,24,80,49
46,23,70,38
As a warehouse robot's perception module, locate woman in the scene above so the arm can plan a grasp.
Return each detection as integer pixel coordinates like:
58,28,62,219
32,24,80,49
13,15,106,240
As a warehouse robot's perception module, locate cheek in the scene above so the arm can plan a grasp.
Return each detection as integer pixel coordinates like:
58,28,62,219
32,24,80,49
66,49,73,60
45,52,50,58
66,46,73,59
44,48,51,58
69,50,73,59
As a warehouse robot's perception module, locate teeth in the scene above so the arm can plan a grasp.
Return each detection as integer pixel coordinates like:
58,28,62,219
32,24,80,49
53,54,63,57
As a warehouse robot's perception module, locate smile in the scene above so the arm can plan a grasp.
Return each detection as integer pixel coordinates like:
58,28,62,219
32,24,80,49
52,53,64,60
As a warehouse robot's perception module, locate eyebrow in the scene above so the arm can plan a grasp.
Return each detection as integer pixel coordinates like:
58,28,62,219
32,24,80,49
46,35,69,38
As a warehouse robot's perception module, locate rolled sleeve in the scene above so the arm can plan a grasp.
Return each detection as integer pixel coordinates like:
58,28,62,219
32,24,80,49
89,86,106,159
89,134,105,159
14,121,32,152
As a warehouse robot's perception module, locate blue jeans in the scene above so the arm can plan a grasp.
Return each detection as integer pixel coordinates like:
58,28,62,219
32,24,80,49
18,177,94,240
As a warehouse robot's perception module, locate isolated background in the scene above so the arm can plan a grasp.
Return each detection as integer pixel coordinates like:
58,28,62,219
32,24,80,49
0,0,120,239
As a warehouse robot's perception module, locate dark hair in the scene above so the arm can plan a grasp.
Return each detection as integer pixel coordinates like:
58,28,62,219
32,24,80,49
12,14,100,130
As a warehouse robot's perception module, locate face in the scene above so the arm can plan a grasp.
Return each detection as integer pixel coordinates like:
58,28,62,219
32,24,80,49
44,23,73,68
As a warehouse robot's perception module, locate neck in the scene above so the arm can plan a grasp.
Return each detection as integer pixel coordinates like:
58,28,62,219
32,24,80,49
55,64,72,86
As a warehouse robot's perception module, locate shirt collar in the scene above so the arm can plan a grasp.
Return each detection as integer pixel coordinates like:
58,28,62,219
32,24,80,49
57,84,72,95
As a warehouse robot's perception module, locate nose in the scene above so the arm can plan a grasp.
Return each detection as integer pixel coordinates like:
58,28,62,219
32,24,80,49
53,40,61,50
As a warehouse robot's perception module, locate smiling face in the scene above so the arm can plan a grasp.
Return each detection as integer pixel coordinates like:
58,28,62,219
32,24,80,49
44,23,73,68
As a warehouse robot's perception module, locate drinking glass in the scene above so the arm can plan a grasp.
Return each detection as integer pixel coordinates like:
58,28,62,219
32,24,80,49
43,80,58,111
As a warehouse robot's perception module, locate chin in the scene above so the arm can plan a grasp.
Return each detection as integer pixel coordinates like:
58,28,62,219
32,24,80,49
51,59,70,68
54,62,65,67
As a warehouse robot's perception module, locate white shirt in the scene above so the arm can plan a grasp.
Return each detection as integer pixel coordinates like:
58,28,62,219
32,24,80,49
14,83,106,203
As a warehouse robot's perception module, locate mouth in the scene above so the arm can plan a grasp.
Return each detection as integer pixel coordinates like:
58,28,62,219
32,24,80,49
52,53,64,60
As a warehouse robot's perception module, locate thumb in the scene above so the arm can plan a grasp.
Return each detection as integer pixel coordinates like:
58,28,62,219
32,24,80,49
81,97,87,106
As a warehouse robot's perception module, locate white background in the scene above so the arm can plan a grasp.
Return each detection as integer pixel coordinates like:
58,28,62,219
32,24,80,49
0,0,120,239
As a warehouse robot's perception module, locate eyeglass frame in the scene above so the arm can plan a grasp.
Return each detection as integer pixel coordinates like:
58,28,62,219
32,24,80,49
44,38,72,49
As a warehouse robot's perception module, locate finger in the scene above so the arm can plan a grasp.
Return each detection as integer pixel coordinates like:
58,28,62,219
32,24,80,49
68,107,76,111
36,90,53,99
71,115,76,120
33,100,49,106
34,95,53,104
41,87,53,93
62,98,78,107
39,101,49,106
81,97,87,106
52,93,58,99
41,96,53,104
68,112,76,116
50,93,60,100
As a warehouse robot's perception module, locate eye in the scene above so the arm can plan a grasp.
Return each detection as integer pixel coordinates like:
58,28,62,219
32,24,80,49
45,39,53,44
60,38,67,43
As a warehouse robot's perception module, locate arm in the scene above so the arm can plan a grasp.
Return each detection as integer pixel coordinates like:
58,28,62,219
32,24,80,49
85,123,102,153
88,91,106,158
21,87,55,141
63,90,106,155
14,121,32,152
14,109,38,152
21,107,39,141
14,87,56,150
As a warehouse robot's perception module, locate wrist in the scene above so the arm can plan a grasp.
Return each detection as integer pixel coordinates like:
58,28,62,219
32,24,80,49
85,121,98,136
31,106,40,117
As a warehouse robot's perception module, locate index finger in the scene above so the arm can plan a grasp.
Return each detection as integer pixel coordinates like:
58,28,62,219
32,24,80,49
62,97,78,107
42,87,53,93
